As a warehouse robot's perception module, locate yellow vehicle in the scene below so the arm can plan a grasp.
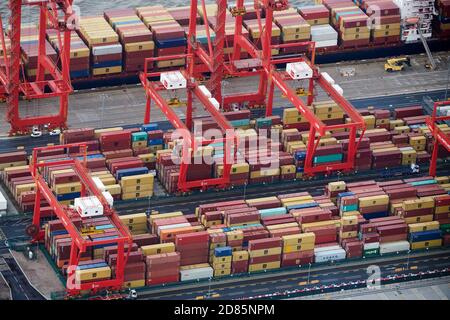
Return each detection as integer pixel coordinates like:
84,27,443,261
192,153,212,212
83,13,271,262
167,97,187,107
385,57,411,72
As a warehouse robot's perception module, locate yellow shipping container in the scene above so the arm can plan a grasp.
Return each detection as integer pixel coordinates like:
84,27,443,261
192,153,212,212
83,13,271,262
249,247,282,258
339,231,358,239
410,239,442,250
246,196,279,205
212,256,232,264
359,195,389,207
156,58,185,68
122,184,153,193
105,184,121,195
282,32,311,42
217,163,250,176
281,165,296,174
0,161,28,171
435,206,450,214
54,182,82,194
123,279,146,289
92,66,122,76
122,190,153,200
283,242,315,253
214,268,231,277
248,261,281,272
149,211,184,225
404,215,434,225
394,126,411,135
232,250,249,261
435,176,449,184
408,221,440,233
120,173,155,187
119,213,147,225
280,195,313,206
141,243,175,256
250,168,280,179
15,183,36,196
328,181,346,192
282,233,315,245
341,216,358,226
402,198,435,211
124,41,155,52
389,119,404,129
75,266,111,282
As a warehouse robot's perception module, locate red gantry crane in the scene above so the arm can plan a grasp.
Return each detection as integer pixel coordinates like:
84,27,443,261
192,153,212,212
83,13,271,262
141,0,366,192
27,143,132,297
0,0,74,135
184,0,366,177
229,0,366,176
427,101,450,176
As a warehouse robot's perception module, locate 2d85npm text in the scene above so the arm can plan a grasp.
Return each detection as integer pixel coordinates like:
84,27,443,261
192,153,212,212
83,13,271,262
174,304,276,317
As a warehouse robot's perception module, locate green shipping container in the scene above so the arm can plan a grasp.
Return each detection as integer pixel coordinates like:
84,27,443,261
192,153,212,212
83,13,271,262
132,132,148,142
410,179,437,186
440,223,450,235
313,154,343,164
363,248,380,257
256,118,272,128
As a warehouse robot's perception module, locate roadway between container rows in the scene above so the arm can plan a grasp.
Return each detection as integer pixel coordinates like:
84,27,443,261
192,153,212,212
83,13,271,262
133,250,450,300
0,89,447,155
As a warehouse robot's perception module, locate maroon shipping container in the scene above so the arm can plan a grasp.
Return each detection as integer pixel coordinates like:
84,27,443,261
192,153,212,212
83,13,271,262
248,237,282,250
249,254,281,264
175,231,209,246
379,233,407,243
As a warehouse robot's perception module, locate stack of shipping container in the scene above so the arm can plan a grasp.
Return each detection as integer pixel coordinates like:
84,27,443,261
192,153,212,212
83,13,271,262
78,16,123,76
47,30,90,79
104,8,155,73
35,171,450,289
137,5,187,70
19,23,57,81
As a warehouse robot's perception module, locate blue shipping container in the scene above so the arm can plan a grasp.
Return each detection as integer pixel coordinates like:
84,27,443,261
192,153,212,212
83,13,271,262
214,247,232,257
409,230,442,242
116,167,149,180
141,123,159,132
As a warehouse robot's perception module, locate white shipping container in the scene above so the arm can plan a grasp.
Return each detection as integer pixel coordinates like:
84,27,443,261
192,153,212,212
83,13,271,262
380,241,410,254
92,44,122,56
0,190,7,211
180,267,214,282
74,196,104,217
157,223,191,235
314,245,341,253
321,72,335,85
102,191,114,208
315,40,338,48
209,97,220,110
199,85,212,98
160,71,187,90
311,25,338,42
332,84,344,96
363,242,380,250
314,248,346,263
286,61,313,80
93,177,106,192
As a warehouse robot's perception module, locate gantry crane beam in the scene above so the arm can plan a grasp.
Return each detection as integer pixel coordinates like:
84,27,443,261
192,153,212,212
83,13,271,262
140,53,237,192
29,143,132,296
427,101,450,176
